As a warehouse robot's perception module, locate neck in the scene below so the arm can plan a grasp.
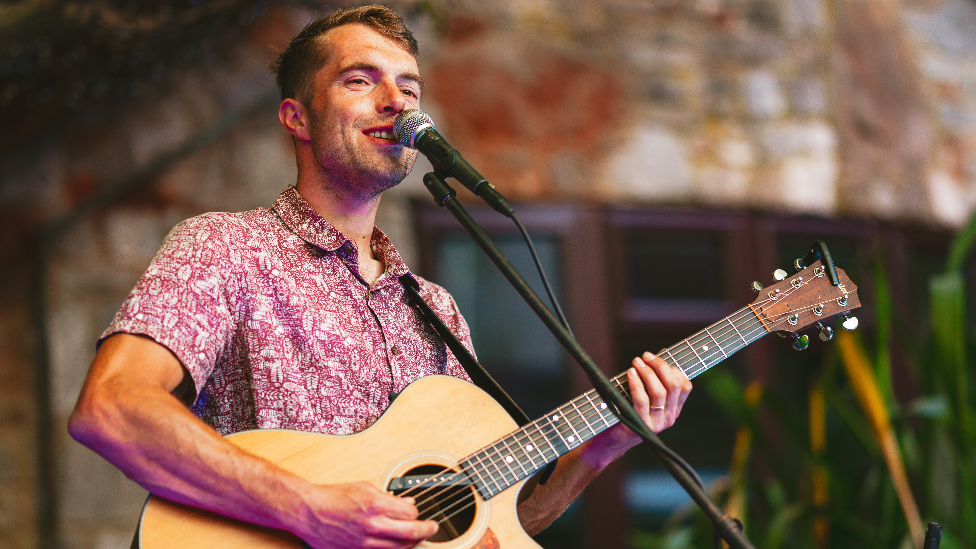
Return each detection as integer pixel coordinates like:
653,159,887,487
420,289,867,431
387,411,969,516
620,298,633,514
294,178,385,284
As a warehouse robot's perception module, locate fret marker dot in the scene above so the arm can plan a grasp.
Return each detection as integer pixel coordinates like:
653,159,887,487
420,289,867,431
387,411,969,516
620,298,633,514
552,414,559,421
568,436,576,442
703,345,709,351
505,455,514,463
600,403,607,410
526,444,534,451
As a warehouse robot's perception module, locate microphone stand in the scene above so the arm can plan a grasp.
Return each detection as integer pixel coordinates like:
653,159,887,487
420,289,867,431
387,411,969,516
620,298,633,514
420,170,755,549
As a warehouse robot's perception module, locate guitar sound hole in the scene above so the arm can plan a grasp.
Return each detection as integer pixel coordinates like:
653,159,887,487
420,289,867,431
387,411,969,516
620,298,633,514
389,465,477,542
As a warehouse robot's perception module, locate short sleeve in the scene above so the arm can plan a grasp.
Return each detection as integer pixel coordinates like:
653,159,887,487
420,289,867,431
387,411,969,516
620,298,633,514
100,214,240,396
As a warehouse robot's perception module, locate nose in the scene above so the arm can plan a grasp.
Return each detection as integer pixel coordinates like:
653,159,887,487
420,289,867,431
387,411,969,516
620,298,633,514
376,79,406,115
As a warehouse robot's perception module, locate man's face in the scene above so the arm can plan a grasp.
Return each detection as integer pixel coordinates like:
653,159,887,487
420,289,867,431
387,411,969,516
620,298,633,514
304,23,422,198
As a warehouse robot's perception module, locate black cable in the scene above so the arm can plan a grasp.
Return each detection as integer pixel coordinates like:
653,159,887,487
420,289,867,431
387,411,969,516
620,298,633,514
510,213,574,337
422,172,752,548
507,212,706,491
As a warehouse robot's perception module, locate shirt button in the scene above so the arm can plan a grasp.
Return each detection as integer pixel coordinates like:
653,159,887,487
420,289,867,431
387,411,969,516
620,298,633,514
390,346,400,356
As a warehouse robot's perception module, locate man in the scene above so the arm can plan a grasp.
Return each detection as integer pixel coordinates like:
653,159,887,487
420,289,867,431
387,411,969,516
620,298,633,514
69,6,692,548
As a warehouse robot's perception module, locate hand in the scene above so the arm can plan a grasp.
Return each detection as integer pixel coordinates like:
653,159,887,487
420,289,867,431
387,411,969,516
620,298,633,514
581,352,693,468
296,482,438,549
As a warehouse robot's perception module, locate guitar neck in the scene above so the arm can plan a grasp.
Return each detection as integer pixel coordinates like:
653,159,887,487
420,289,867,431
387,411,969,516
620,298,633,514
459,304,769,500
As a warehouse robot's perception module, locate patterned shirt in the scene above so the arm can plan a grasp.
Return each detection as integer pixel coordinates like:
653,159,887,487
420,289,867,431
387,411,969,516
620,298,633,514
102,186,474,435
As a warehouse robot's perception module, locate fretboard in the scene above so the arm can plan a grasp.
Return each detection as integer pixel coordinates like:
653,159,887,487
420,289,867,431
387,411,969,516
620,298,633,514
459,304,769,500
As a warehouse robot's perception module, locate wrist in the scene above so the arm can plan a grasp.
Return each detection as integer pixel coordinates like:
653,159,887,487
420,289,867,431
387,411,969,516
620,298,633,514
577,428,636,471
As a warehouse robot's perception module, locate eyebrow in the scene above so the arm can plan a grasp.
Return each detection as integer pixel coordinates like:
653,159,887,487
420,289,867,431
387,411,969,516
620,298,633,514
337,62,425,90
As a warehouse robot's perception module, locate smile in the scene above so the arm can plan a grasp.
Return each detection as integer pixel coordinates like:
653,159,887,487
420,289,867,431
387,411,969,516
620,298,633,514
364,128,396,141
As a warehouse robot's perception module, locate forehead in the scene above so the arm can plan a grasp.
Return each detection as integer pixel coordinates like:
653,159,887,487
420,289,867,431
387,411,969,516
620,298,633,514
316,23,419,76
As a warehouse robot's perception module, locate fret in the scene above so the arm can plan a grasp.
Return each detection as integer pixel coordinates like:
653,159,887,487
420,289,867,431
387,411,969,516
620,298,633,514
559,404,586,448
572,397,600,438
683,339,706,372
661,348,680,371
461,460,490,499
546,412,573,453
530,420,560,462
462,451,501,497
511,430,544,472
704,328,728,359
475,449,507,495
458,303,774,501
487,442,519,486
498,436,531,478
538,416,568,456
583,392,613,429
690,332,722,366
726,316,747,347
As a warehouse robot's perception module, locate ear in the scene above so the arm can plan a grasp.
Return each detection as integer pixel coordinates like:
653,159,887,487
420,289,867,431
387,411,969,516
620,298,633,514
278,98,311,141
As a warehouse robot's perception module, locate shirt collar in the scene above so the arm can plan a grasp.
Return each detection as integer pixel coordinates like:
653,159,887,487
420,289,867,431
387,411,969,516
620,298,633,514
272,186,411,281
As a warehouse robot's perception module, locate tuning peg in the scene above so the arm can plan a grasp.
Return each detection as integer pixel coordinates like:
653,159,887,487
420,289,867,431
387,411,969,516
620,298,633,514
794,259,806,272
842,315,859,331
773,269,788,281
792,334,810,351
751,281,765,293
816,322,833,342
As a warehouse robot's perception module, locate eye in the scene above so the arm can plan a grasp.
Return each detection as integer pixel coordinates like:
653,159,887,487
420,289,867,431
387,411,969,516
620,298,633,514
346,76,371,87
401,88,419,99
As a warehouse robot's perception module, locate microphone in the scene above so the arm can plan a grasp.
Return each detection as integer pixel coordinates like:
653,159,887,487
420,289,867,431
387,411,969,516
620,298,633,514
394,109,513,216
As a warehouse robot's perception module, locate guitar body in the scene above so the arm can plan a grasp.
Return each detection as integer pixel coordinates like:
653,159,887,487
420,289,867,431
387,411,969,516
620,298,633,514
136,376,537,549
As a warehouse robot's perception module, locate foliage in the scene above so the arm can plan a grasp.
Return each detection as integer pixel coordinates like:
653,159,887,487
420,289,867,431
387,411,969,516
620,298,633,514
632,211,976,549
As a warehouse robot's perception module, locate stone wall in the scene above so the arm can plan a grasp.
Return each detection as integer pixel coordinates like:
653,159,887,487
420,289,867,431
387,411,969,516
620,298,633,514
0,0,974,547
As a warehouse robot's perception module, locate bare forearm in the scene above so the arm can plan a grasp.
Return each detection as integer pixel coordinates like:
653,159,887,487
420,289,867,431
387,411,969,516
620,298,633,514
69,334,437,548
517,355,694,535
516,439,619,535
69,379,310,534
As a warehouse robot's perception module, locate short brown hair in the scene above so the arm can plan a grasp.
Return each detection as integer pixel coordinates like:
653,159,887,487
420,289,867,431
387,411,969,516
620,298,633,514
270,5,419,104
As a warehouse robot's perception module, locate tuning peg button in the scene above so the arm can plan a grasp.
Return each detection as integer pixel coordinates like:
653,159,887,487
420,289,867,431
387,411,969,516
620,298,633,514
842,315,859,331
794,259,806,272
792,334,810,351
751,281,765,293
773,269,788,281
817,323,833,342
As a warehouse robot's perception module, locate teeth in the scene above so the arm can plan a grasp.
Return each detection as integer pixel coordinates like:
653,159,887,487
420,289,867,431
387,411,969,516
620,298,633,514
366,129,395,140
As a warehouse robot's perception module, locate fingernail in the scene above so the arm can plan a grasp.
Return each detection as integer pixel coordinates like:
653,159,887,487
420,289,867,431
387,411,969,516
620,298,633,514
629,367,637,376
644,351,657,360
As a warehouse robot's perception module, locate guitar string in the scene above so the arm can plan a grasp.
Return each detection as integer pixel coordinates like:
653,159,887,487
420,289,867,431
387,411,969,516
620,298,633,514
398,276,854,527
409,379,632,525
408,300,828,516
397,305,768,509
397,375,633,512
417,376,656,528
664,276,853,376
423,282,836,511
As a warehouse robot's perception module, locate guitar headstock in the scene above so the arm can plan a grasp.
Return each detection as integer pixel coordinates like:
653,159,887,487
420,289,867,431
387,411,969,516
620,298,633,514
750,260,861,348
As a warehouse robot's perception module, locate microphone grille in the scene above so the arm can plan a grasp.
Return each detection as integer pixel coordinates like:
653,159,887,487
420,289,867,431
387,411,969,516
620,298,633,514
394,109,434,149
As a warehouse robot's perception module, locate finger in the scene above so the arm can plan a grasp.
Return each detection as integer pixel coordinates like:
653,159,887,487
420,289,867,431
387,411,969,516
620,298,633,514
626,363,650,419
676,378,693,412
640,352,683,408
633,356,668,409
372,493,421,521
366,515,439,544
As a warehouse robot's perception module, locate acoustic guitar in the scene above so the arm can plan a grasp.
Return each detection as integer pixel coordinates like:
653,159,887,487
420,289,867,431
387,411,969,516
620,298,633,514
135,260,860,548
